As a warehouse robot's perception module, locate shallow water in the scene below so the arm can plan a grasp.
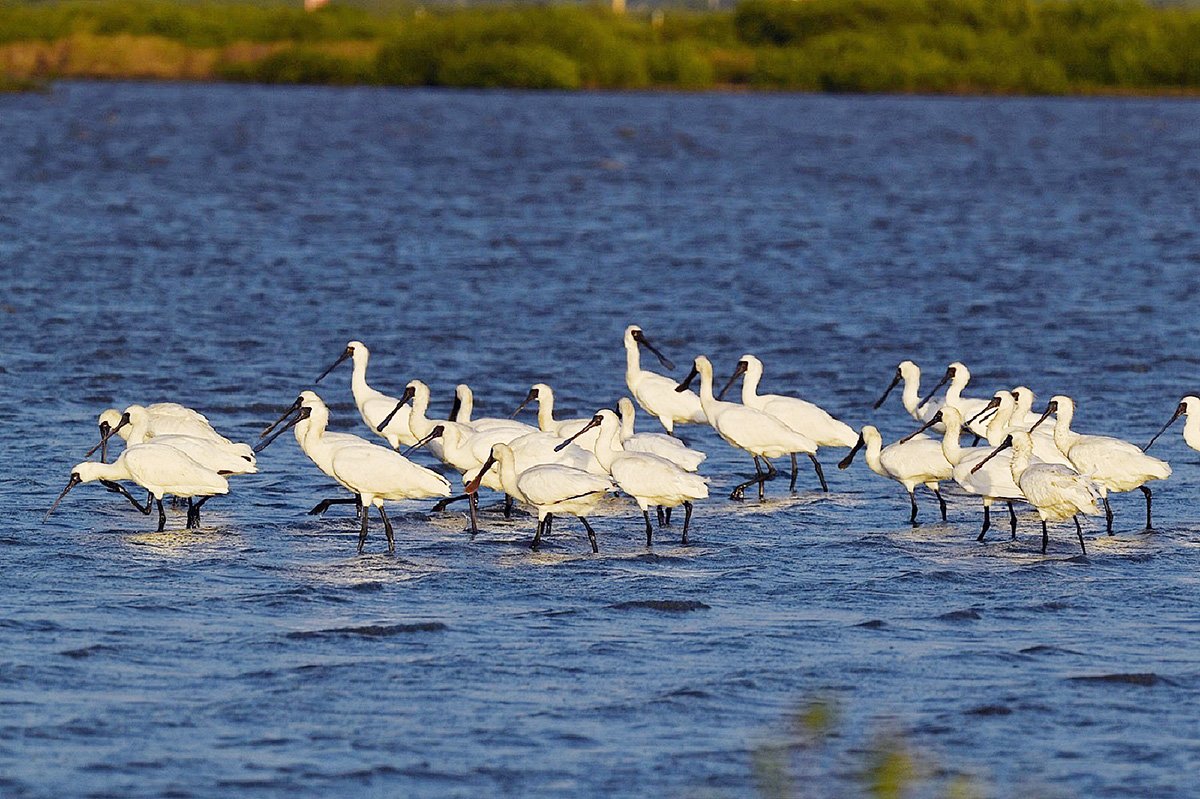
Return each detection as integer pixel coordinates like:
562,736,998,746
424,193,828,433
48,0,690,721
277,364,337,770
2,82,1200,798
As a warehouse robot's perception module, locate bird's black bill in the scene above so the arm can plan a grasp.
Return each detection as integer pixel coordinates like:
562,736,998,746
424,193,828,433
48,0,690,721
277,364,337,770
970,435,1013,473
919,368,952,409
261,397,303,438
900,412,942,444
675,365,699,393
634,330,675,371
1027,401,1057,433
315,347,353,384
511,388,538,419
450,392,463,422
376,386,415,432
873,370,902,410
717,360,748,401
838,434,864,469
402,425,444,457
965,396,1001,428
1145,404,1185,452
84,421,114,459
43,473,81,522
465,452,497,494
255,406,311,453
555,414,603,452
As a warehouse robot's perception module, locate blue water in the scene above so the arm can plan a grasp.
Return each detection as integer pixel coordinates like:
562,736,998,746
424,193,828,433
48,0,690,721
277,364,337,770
2,82,1199,798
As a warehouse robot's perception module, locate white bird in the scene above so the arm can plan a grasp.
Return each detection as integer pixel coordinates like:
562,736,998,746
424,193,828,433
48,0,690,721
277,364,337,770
838,425,952,526
1030,395,1172,533
873,360,937,423
467,443,616,553
314,340,418,448
92,403,232,462
452,384,536,435
678,355,821,500
512,383,601,451
972,431,1101,555
104,405,257,476
623,325,705,434
719,353,855,490
615,397,706,472
256,393,450,553
44,443,229,531
1145,396,1200,454
561,410,709,546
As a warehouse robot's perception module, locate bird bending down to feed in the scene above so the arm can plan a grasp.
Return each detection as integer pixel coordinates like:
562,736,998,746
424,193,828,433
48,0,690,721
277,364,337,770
1029,395,1171,533
838,424,952,526
466,443,616,553
558,410,708,546
623,325,705,434
45,443,229,531
972,431,1101,555
677,355,821,499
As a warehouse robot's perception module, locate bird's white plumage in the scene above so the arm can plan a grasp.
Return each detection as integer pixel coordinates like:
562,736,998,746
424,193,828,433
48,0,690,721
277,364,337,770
624,325,705,434
590,410,708,512
733,354,857,448
75,443,229,501
615,397,706,472
1005,432,1101,522
691,356,817,459
1045,395,1171,496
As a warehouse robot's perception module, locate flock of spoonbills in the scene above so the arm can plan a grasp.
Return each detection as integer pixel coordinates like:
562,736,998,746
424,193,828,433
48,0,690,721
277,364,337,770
44,326,1197,556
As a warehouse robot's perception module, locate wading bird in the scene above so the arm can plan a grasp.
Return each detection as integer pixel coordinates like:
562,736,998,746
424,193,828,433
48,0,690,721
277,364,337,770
1145,396,1200,454
624,325,705,434
615,397,706,472
315,340,418,448
512,383,601,451
838,425,952,526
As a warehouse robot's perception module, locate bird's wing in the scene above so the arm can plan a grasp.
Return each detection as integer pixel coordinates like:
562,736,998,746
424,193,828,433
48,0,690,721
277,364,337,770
518,465,614,506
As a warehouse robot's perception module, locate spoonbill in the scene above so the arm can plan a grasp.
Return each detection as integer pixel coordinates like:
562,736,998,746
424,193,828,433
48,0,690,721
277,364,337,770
559,410,708,545
972,432,1101,555
677,355,822,499
314,340,418,448
453,384,536,434
1145,396,1200,453
1030,396,1171,533
44,443,229,531
512,383,601,451
623,325,705,434
838,425,952,526
257,396,451,553
615,397,706,472
719,353,855,489
91,404,232,462
467,443,616,553
104,406,257,476
916,362,992,437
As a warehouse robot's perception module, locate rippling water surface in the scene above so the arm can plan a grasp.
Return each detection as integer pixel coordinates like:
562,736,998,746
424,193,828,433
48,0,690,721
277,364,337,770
2,83,1200,798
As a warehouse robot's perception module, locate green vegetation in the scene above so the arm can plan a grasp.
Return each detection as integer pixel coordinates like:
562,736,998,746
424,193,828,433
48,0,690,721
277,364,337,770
2,0,1200,94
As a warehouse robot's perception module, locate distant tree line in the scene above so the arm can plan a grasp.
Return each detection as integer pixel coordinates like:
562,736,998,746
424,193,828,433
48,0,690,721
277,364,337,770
2,0,1199,93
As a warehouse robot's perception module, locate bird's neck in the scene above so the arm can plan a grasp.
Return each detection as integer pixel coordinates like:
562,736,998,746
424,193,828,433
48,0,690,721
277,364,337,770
985,401,1015,446
940,423,965,465
740,367,761,405
538,393,556,431
592,419,619,471
901,373,921,415
1009,448,1031,482
618,406,635,440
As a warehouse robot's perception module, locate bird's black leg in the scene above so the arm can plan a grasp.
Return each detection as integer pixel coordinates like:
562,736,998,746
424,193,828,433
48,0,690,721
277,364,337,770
101,480,151,514
1140,486,1153,531
656,506,666,527
758,457,776,502
643,510,654,546
970,434,981,447
378,505,395,553
977,504,991,542
909,491,919,527
934,488,948,522
1041,519,1049,554
580,517,598,554
504,494,514,519
731,456,764,501
532,517,544,550
681,502,693,545
809,453,828,493
1103,496,1114,535
357,507,369,554
185,498,194,529
790,453,799,492
664,506,672,525
309,497,359,516
431,494,469,513
354,494,362,518
468,491,479,536
191,496,211,528
156,499,167,532
1008,502,1018,540
1074,515,1087,555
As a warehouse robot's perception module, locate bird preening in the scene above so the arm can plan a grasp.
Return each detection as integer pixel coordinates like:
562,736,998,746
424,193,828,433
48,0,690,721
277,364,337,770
42,331,1192,559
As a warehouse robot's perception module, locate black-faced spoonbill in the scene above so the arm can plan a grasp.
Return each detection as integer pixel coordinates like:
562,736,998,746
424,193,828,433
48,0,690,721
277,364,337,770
90,403,231,462
838,424,952,526
466,443,616,553
677,355,822,499
972,432,1102,555
560,410,708,546
512,383,601,451
623,325,706,435
1029,396,1171,533
1145,396,1200,454
315,340,420,449
615,397,706,472
915,362,993,437
45,443,229,531
873,360,938,423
